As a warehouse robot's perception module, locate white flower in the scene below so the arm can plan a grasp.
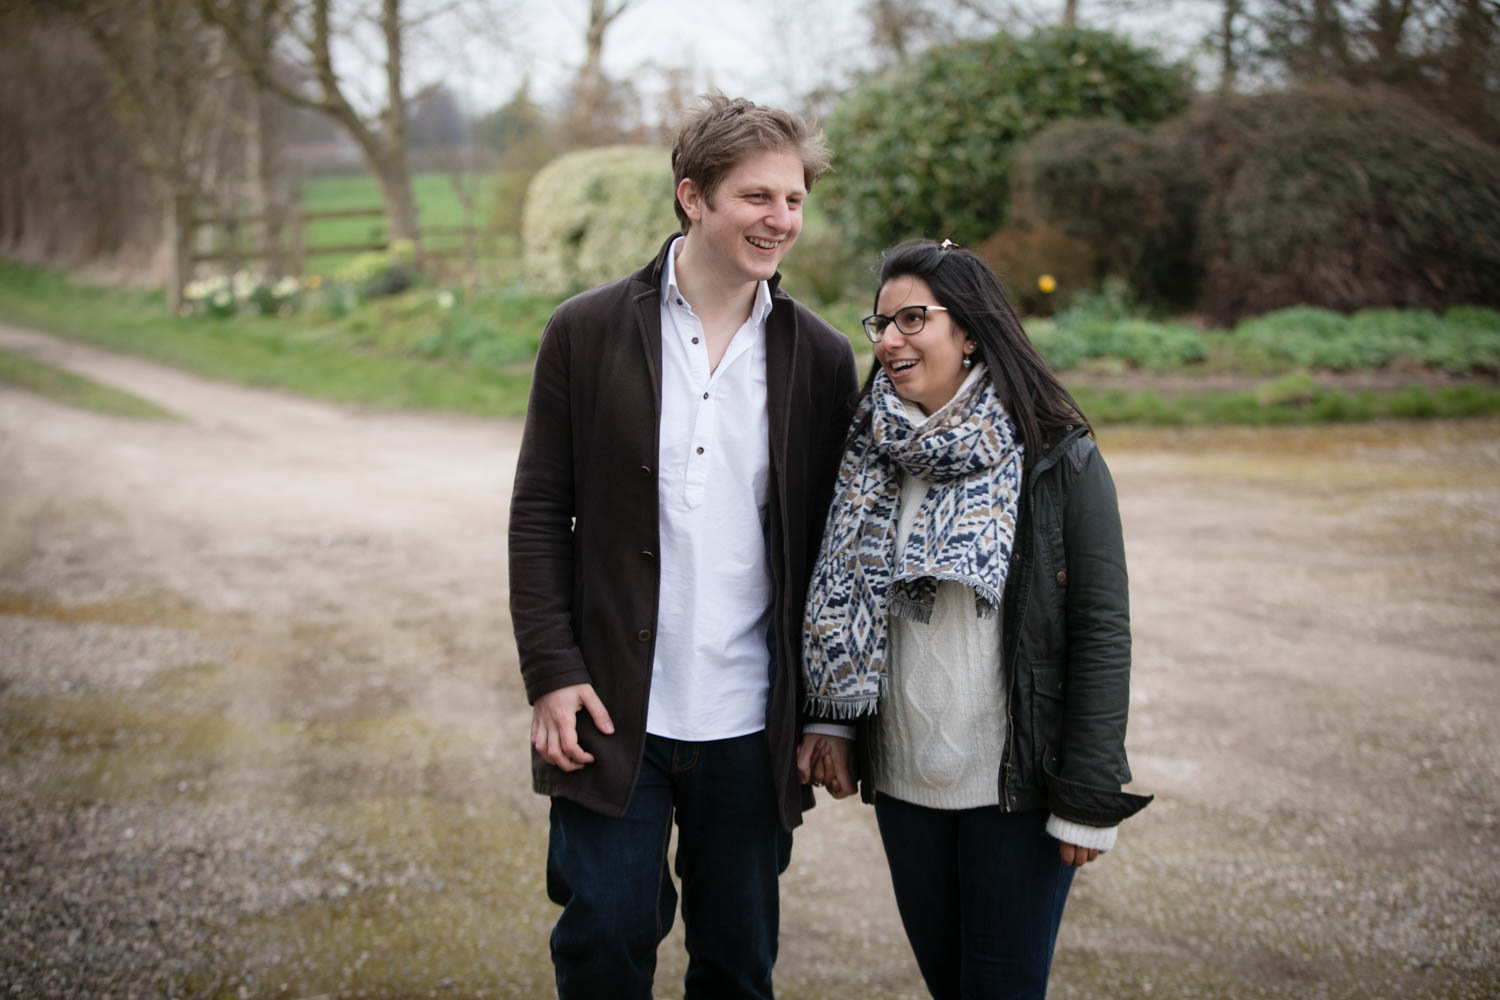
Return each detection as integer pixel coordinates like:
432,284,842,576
232,271,259,299
437,290,456,310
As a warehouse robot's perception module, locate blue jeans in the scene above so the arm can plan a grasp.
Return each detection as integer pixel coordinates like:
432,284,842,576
874,795,1075,1000
546,731,792,1000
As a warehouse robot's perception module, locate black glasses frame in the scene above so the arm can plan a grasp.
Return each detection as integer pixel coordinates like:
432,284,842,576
861,305,950,344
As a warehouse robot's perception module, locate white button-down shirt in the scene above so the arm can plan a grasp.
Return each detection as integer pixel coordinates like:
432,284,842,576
646,237,774,740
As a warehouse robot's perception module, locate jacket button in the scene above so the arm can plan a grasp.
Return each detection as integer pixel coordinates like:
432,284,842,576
639,465,651,478
1056,570,1067,585
641,549,655,560
637,628,652,642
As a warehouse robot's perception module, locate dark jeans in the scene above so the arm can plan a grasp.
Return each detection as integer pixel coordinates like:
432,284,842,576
546,731,792,1000
874,794,1076,1000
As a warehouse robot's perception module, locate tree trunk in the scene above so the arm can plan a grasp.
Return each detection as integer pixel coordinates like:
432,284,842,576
165,188,195,315
244,80,284,275
1061,0,1077,29
1219,0,1240,93
377,0,418,243
375,157,421,245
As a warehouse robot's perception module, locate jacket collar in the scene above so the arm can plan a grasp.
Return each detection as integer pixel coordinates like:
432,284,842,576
632,233,787,299
629,233,802,496
1027,423,1091,483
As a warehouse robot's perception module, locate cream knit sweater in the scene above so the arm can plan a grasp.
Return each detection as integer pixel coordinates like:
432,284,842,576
869,391,1118,851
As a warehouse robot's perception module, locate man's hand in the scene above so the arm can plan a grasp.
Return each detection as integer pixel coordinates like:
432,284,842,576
796,734,857,799
1058,842,1101,867
532,683,614,772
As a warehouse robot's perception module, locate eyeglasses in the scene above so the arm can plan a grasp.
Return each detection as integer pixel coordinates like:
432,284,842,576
861,305,949,344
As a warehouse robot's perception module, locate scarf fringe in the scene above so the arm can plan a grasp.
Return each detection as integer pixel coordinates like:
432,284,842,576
803,692,882,720
888,594,933,624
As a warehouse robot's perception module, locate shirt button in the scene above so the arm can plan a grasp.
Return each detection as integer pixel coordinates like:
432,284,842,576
695,446,704,455
637,628,652,642
702,392,709,400
691,337,699,344
1056,570,1067,585
677,298,684,306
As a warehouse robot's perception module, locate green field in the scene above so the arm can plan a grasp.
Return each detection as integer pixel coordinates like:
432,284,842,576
298,172,524,277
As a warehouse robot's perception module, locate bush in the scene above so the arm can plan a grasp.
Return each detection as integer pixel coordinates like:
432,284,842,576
975,225,1097,316
1233,304,1500,372
335,239,419,300
774,204,869,308
1171,87,1500,322
521,146,677,295
1026,280,1209,371
821,28,1192,255
1011,118,1203,308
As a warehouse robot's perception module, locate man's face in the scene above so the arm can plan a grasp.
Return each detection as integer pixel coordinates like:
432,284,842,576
678,147,807,287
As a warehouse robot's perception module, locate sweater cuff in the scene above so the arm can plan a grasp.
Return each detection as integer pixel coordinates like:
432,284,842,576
802,722,856,740
1046,814,1118,852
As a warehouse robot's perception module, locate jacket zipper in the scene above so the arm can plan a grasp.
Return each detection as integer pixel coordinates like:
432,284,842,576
1002,488,1037,812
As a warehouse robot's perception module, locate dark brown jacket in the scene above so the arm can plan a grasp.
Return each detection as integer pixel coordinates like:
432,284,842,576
508,237,859,831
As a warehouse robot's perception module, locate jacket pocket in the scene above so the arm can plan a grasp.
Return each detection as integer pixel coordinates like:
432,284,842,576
1029,661,1066,773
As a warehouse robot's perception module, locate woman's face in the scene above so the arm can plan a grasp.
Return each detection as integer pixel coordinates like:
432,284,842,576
871,275,975,415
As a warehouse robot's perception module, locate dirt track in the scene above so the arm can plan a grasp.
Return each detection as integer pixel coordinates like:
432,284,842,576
2,322,1497,999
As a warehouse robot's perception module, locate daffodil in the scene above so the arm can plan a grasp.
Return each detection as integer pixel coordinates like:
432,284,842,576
1038,274,1057,294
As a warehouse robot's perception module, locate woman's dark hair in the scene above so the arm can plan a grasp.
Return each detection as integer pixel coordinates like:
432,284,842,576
864,239,1088,462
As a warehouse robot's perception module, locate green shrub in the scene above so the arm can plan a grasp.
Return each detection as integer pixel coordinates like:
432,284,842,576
1170,87,1500,322
335,239,419,300
486,169,537,237
1026,280,1208,371
1235,304,1500,372
975,225,1097,316
521,146,677,295
1011,118,1203,308
774,205,868,308
821,28,1192,255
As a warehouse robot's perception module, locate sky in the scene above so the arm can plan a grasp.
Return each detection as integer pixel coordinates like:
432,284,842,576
423,0,875,120
384,0,1216,122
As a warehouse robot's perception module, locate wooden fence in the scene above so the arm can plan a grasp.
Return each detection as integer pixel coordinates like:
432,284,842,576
179,198,479,304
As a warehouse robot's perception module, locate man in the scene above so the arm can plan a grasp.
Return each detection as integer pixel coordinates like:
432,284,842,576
507,95,859,999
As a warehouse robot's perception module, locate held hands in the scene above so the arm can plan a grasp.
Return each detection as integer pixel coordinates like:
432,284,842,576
531,683,614,771
1058,843,1101,867
796,734,856,799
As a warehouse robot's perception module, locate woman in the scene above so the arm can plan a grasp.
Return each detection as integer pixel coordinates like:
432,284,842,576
797,239,1151,999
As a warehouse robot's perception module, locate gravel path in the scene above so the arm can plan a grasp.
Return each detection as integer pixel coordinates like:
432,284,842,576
2,323,1497,998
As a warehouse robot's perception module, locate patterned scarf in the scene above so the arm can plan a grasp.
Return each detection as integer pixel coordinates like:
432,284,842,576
802,365,1024,719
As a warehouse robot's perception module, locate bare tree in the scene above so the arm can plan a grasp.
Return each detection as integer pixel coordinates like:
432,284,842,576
205,0,426,245
55,0,241,310
564,0,634,146
0,11,160,270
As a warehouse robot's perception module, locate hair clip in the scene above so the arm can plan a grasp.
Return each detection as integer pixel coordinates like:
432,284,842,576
939,238,959,250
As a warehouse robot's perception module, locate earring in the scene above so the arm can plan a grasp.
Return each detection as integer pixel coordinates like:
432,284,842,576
962,355,973,369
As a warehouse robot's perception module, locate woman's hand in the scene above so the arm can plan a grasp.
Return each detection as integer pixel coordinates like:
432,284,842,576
796,734,857,799
1058,842,1100,867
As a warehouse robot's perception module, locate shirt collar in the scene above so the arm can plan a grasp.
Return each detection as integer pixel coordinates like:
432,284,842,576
661,235,773,328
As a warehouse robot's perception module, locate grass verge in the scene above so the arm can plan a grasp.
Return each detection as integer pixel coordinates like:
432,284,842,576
1073,381,1500,426
0,261,536,417
0,347,175,418
6,258,1500,426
